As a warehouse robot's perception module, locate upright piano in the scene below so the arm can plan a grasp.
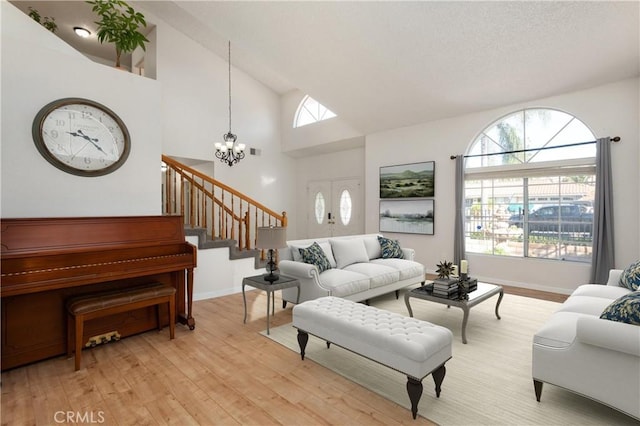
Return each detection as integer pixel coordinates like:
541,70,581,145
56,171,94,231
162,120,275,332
1,215,197,370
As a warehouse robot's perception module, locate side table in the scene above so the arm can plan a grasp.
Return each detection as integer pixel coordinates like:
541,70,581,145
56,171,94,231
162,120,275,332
242,274,300,335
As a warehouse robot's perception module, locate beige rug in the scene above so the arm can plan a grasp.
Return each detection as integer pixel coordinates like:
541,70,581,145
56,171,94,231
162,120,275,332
263,290,638,425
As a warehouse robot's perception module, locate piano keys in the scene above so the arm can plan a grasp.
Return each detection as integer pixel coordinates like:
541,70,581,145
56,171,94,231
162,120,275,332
1,215,197,370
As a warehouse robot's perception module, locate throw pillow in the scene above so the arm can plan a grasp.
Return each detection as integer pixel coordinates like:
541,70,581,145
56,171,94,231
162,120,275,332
378,236,404,259
330,238,370,269
298,242,332,273
600,292,640,326
290,241,337,268
619,260,640,291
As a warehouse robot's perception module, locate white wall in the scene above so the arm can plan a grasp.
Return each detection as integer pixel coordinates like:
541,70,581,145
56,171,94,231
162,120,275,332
152,13,297,234
365,78,639,294
1,2,162,217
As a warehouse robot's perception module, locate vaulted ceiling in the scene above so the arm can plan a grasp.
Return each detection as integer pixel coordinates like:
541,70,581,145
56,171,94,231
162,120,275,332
12,1,640,136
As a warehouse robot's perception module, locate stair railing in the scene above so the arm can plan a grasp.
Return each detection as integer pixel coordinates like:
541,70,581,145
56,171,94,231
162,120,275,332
162,155,287,251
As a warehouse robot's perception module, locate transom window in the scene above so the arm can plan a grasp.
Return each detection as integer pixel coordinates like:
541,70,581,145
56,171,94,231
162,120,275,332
464,108,596,262
293,95,336,128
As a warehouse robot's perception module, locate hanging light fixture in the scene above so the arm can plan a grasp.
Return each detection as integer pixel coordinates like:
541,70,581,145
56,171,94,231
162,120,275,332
215,41,246,166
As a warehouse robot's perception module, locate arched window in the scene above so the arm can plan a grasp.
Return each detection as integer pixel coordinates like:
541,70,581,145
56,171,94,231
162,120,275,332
293,95,336,128
464,108,596,262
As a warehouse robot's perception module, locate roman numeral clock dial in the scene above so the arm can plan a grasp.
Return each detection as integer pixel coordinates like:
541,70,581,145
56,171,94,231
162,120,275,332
32,98,131,177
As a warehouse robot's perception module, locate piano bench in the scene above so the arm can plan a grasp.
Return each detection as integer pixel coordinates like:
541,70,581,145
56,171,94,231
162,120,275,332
66,282,176,371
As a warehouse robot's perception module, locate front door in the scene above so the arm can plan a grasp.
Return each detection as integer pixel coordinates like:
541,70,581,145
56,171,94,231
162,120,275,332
307,179,362,238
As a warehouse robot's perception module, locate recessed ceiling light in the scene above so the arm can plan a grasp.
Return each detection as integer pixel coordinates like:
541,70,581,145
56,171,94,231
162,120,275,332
73,27,91,38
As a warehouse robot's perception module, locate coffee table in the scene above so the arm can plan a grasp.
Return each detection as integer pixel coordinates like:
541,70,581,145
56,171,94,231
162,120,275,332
404,281,503,344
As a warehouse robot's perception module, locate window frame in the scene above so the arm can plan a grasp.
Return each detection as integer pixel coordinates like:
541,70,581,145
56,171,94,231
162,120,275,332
293,95,337,128
463,108,596,263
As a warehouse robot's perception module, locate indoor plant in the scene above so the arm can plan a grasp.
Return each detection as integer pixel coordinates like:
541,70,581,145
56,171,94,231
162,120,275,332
87,0,149,69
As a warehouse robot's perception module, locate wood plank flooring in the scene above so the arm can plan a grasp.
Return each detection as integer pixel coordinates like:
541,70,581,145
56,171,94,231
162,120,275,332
1,285,563,426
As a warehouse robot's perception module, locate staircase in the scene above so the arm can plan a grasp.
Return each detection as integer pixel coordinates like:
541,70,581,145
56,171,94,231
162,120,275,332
162,155,287,266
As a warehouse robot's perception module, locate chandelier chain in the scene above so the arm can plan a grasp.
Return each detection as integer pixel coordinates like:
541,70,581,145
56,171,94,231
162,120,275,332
228,40,232,134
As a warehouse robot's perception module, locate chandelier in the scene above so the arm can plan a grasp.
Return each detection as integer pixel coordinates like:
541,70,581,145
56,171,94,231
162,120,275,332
215,41,245,166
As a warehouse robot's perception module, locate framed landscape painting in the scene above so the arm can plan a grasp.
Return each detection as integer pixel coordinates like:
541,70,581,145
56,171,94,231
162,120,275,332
380,161,435,198
379,199,434,235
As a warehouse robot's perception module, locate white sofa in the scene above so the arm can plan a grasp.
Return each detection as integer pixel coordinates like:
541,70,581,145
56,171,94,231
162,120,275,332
278,234,425,306
532,269,640,420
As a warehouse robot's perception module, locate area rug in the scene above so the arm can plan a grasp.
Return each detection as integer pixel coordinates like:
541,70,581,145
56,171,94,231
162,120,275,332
263,290,637,425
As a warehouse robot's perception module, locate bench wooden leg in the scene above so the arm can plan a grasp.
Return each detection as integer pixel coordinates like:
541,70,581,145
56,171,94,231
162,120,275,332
74,314,84,371
66,313,73,358
297,330,309,360
432,363,446,398
406,376,423,420
156,305,162,331
168,295,175,340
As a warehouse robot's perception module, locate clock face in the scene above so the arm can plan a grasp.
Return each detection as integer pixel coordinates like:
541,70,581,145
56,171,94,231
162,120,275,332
32,98,130,176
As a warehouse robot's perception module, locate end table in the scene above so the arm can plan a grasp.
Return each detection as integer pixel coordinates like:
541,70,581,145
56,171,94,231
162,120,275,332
242,274,300,334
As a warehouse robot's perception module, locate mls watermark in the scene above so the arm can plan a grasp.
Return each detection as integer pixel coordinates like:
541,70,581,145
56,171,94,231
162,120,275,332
54,411,105,424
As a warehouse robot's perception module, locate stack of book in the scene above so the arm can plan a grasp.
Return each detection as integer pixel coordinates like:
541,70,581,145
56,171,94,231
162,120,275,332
432,278,460,299
462,278,478,293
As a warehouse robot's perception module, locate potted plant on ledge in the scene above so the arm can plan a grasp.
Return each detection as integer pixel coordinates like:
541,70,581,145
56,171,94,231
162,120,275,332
87,0,149,69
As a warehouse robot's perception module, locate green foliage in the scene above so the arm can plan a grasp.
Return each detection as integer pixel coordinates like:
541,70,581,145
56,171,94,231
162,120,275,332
87,0,149,67
28,7,58,33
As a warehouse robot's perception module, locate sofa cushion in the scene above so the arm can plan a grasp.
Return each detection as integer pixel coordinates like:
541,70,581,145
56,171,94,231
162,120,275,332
363,235,382,260
378,236,404,259
371,258,425,281
318,269,370,297
291,241,337,268
299,242,333,273
343,263,400,289
570,284,631,300
600,292,640,326
555,295,616,316
619,260,640,291
330,238,369,269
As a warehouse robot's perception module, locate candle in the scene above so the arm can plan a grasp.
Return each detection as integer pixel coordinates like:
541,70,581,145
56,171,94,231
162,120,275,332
460,260,468,274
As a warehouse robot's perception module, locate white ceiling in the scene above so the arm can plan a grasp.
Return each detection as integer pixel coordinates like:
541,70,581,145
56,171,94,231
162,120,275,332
11,1,640,136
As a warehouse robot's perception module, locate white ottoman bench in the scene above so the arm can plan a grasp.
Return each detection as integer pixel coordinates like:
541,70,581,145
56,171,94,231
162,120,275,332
292,296,453,419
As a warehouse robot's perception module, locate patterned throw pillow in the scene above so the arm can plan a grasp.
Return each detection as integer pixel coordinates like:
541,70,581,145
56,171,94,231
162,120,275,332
299,242,332,273
600,292,640,326
619,260,640,291
378,236,404,259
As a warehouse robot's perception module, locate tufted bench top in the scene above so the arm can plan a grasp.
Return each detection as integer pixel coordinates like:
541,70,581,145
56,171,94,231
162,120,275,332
67,282,176,315
293,296,452,380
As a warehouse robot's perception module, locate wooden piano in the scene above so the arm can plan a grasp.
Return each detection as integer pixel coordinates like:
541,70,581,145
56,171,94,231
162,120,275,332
1,215,197,370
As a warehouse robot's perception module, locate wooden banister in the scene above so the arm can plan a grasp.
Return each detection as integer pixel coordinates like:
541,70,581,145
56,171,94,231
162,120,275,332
161,155,287,252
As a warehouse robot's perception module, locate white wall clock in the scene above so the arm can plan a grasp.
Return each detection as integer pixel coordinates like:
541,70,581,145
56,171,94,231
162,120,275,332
32,98,131,177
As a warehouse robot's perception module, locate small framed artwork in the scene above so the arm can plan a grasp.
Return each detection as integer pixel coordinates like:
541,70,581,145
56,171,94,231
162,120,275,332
379,199,434,235
380,161,435,198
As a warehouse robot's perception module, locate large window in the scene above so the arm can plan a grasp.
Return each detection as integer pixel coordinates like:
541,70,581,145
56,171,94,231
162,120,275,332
293,95,336,128
464,108,596,262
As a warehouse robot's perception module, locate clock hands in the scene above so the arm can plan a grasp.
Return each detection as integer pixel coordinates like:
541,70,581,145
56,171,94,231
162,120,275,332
67,130,107,155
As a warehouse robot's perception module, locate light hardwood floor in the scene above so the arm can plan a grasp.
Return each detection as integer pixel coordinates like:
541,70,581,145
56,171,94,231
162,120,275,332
1,285,563,426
